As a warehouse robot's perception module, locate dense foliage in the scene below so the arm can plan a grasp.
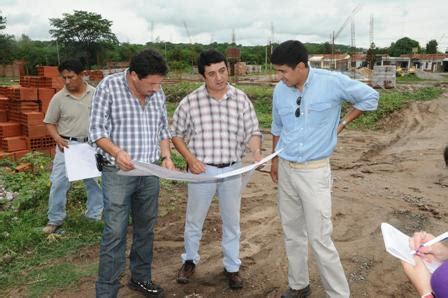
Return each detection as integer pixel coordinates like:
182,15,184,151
49,10,118,67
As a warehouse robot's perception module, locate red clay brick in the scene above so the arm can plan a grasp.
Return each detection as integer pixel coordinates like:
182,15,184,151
52,77,65,91
15,162,32,172
0,151,14,160
0,96,8,109
13,149,30,160
0,86,8,96
39,97,51,114
38,88,55,101
20,76,31,87
26,136,55,150
20,87,38,100
22,124,48,138
21,112,44,125
0,122,22,138
37,66,59,78
1,136,28,152
0,110,7,122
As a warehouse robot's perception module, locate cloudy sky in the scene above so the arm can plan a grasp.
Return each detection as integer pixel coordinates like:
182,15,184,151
1,0,447,50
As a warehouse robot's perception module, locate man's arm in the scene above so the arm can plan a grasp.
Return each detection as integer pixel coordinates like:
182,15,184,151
248,135,262,162
95,137,134,171
242,95,263,162
46,123,68,151
159,138,175,170
337,107,364,134
172,136,205,174
270,135,280,183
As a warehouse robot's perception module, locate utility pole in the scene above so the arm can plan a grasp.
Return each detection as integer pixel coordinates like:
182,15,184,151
56,40,60,65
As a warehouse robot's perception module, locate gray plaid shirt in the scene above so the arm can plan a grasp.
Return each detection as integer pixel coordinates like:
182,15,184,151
171,84,261,164
89,70,171,163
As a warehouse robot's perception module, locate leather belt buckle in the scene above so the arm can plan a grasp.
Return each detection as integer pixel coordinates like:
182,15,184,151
61,135,88,143
206,162,235,168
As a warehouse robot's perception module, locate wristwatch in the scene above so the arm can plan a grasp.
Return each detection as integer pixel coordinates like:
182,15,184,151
340,120,348,126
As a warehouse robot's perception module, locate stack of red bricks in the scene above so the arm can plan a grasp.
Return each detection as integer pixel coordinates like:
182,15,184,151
0,66,62,160
85,70,104,82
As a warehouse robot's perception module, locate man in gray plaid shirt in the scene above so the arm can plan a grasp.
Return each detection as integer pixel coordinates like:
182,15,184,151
90,49,174,297
172,49,262,289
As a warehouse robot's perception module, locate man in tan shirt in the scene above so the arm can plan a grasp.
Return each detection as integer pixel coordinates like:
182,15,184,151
43,59,103,234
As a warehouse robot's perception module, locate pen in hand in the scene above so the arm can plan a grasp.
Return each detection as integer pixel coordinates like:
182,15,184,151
412,232,448,255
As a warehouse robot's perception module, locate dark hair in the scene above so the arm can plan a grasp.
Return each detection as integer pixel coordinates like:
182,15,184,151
58,59,85,74
197,49,228,76
129,48,168,79
271,40,309,69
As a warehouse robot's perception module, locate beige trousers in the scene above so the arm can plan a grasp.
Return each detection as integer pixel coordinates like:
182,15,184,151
278,158,349,298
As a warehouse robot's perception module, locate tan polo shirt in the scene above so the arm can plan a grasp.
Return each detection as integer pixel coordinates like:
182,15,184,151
43,83,95,138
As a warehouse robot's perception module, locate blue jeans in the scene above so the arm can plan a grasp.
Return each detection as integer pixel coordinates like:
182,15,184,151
96,166,160,298
47,144,103,225
182,163,242,272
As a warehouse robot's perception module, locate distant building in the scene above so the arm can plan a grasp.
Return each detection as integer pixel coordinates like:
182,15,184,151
0,60,25,77
309,54,350,71
379,55,412,70
400,54,448,72
351,53,366,69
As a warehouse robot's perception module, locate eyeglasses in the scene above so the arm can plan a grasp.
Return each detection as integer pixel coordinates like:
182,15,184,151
295,96,302,118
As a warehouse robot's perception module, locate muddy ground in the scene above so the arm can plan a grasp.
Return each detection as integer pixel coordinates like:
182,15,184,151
10,84,448,297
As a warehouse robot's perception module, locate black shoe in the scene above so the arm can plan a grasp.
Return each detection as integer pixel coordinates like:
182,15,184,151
177,260,195,284
128,279,164,297
224,269,243,289
281,285,311,298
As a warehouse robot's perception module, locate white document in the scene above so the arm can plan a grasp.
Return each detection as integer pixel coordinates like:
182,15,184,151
118,149,282,183
381,222,442,273
64,143,101,182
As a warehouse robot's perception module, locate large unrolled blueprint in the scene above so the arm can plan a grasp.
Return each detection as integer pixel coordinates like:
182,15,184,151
118,149,282,182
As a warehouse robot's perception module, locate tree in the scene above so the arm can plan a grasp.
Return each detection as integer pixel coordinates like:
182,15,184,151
389,37,420,57
0,11,17,65
49,10,118,67
425,39,438,54
0,12,6,30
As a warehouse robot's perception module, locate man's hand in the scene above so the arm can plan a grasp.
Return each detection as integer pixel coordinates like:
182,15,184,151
187,157,206,174
56,136,69,152
161,157,176,170
270,157,279,183
115,150,134,171
401,257,432,296
337,123,346,134
410,231,448,263
252,149,263,163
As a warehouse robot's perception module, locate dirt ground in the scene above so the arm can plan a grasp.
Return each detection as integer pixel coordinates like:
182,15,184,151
15,85,448,297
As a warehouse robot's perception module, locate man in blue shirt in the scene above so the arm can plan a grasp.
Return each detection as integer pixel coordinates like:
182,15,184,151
270,40,379,298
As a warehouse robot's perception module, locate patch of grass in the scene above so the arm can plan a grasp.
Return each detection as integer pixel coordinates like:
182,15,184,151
27,262,98,297
0,76,19,86
0,152,103,295
349,87,444,129
164,81,201,103
396,73,424,83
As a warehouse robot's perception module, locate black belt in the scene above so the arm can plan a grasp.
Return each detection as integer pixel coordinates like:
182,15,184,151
206,162,236,168
61,135,89,142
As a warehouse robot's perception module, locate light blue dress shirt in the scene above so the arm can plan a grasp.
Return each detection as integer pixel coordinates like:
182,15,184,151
271,67,379,163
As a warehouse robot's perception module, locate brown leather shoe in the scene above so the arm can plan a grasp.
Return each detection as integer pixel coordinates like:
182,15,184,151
42,224,61,234
281,285,311,298
177,260,195,284
224,269,243,289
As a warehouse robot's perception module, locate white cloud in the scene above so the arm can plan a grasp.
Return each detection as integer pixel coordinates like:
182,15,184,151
1,0,447,50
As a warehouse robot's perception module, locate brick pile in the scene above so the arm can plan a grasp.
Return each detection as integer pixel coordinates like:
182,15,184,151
85,70,104,81
0,66,62,160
